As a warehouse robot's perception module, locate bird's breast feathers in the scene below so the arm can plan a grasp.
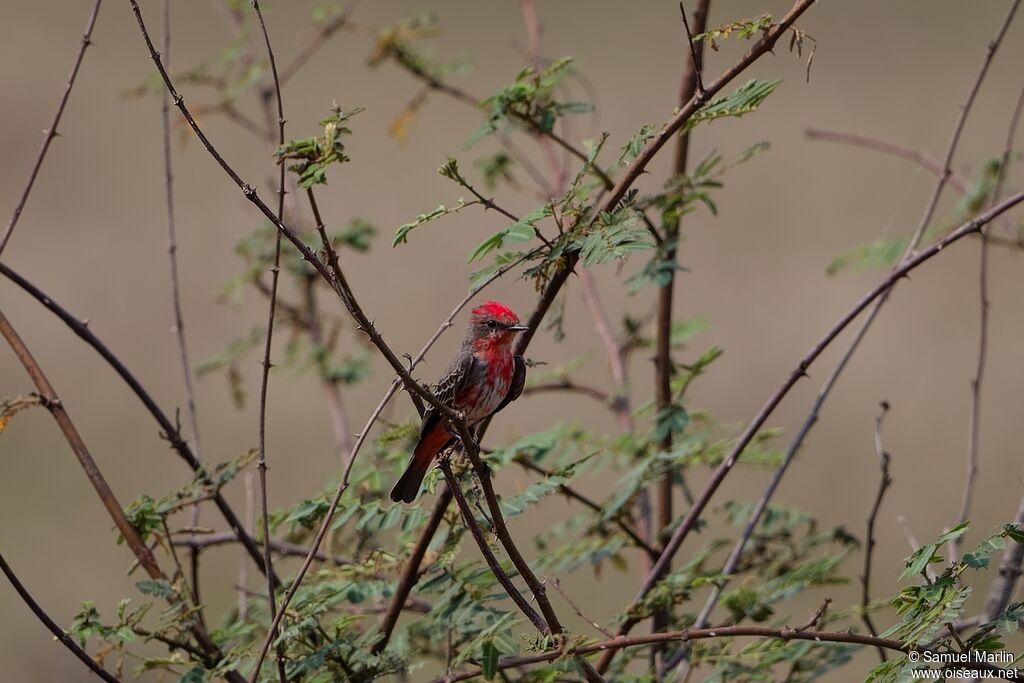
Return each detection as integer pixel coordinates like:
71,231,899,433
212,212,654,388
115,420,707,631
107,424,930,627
455,352,513,421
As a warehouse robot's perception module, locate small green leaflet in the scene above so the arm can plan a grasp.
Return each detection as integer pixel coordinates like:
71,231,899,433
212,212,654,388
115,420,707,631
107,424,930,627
481,640,499,680
686,79,782,131
468,206,550,262
393,202,468,246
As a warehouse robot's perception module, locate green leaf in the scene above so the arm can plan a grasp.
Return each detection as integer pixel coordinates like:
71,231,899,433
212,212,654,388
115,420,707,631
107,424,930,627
481,639,499,680
136,579,176,600
686,79,782,131
826,237,908,276
467,206,550,262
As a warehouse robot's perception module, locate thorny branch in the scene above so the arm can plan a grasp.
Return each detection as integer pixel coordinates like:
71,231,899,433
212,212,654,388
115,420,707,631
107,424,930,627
0,263,278,586
659,3,1022,674
0,551,123,683
0,0,103,257
250,1,289,680
862,402,893,662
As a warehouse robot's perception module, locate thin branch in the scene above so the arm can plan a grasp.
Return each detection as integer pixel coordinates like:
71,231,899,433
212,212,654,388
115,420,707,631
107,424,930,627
652,1,711,668
373,487,453,653
979,79,1024,622
456,432,605,683
0,0,103,257
607,188,1024,668
159,0,206,631
173,531,352,565
578,271,634,432
521,379,610,405
962,77,1024,544
643,4,1023,674
0,263,277,586
0,308,244,682
513,456,656,557
0,309,162,577
862,401,893,662
0,550,123,683
159,0,202,469
906,0,1019,255
438,459,547,632
803,127,1019,238
551,577,614,639
250,1,288,680
677,2,706,97
429,625,960,683
304,276,356,460
277,3,356,87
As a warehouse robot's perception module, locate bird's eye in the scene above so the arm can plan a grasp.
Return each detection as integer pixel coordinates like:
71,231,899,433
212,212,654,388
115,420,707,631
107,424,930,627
486,320,498,329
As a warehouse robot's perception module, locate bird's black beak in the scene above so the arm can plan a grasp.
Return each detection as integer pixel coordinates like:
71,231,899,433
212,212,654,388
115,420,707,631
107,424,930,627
507,324,529,332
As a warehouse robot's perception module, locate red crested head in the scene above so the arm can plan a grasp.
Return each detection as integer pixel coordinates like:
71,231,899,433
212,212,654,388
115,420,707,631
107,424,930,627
471,300,519,324
466,300,528,350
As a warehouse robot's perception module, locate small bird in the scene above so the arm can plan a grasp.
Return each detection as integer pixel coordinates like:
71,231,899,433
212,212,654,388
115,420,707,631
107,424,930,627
390,301,528,503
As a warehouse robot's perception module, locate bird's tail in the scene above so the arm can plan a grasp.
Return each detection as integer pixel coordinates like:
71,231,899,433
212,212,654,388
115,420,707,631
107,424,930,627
390,422,452,503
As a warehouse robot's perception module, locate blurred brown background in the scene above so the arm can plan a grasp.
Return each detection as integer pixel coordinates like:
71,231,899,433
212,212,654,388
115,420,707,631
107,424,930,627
2,1,1024,680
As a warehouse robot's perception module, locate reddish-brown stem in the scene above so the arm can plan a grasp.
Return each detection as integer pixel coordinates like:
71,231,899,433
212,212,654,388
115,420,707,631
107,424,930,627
372,487,453,653
0,308,244,681
0,263,278,586
652,1,711,669
0,309,162,578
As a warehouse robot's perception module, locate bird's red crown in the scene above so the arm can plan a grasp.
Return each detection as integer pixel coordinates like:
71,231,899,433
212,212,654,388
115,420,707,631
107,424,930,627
471,300,520,324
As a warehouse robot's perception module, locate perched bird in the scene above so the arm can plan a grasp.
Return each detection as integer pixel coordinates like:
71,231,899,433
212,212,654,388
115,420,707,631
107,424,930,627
390,301,528,503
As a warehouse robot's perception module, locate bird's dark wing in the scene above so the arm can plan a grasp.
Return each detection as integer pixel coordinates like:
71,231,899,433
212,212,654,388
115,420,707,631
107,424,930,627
419,350,476,439
490,354,525,417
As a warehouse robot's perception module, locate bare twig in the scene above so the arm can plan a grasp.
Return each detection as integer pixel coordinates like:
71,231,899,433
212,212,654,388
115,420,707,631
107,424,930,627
862,402,893,662
978,80,1024,622
304,277,357,460
250,1,288,679
0,263,277,585
578,271,634,432
803,127,1020,238
159,0,202,468
0,550,123,683
521,379,611,405
909,2,1020,255
159,0,206,630
277,3,356,87
677,2,706,97
551,578,614,639
0,0,103,257
962,77,1024,545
